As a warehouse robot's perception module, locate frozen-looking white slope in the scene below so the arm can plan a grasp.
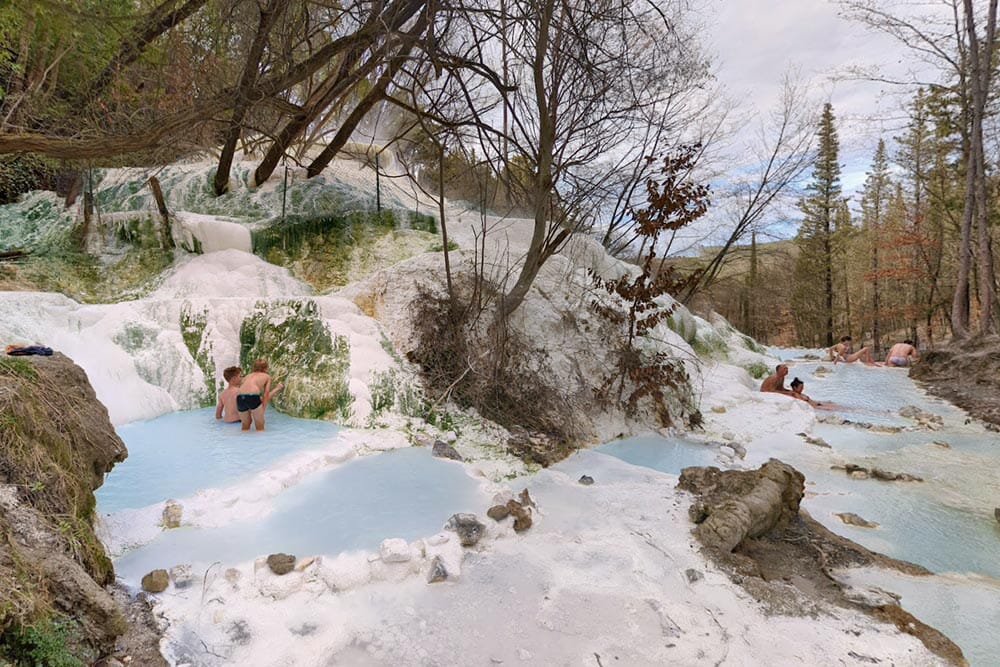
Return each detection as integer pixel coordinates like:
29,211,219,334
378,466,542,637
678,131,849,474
145,449,942,666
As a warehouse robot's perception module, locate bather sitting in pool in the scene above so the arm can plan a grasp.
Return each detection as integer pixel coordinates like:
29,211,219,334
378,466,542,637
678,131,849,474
760,364,795,396
789,377,823,407
829,335,876,365
237,358,284,431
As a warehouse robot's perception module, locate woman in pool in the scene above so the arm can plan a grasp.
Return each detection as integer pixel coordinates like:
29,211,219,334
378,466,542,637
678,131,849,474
789,377,823,407
237,358,284,431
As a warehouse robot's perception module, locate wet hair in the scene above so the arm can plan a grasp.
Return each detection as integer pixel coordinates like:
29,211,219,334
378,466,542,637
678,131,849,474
252,358,268,372
840,335,852,342
223,366,242,382
776,364,788,372
904,339,914,346
790,377,803,390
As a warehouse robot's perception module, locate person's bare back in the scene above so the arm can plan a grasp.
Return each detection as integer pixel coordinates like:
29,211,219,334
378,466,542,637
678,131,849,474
886,340,918,367
215,366,243,423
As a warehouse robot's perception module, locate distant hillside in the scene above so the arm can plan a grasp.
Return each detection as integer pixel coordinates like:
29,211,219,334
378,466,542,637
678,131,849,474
658,239,801,346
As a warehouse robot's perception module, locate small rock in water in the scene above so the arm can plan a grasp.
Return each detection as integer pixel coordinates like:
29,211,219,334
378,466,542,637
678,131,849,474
169,564,194,588
141,569,169,593
710,405,726,414
487,504,511,521
685,568,703,583
578,475,594,485
931,440,951,449
447,513,485,546
517,488,536,508
995,508,1000,524
432,440,464,461
835,512,879,528
267,553,297,575
162,499,182,529
427,555,448,583
850,470,869,480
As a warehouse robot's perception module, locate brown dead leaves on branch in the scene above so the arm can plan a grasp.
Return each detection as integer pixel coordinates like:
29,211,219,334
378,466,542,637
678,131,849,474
591,145,709,427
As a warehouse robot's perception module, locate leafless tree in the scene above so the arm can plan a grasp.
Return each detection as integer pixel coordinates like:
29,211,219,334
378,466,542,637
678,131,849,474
675,73,816,304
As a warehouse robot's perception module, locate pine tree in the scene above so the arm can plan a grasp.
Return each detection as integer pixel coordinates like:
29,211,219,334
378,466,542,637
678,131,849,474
793,103,842,347
859,139,893,357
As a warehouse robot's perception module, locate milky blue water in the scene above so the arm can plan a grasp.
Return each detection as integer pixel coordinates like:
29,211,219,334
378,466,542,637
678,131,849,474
599,349,1000,666
97,408,343,512
99,409,484,584
596,434,719,472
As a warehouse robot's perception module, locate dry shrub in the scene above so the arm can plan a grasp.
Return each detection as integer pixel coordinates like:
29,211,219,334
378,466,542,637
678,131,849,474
406,278,581,453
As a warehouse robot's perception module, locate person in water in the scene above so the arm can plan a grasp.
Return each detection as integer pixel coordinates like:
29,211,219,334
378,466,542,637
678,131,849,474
886,339,919,367
237,358,284,431
215,365,243,423
829,335,876,365
760,364,794,395
789,377,822,407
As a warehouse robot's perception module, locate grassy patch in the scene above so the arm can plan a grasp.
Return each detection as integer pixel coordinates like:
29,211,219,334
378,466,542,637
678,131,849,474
0,358,38,381
13,246,172,303
741,334,766,354
691,333,728,359
744,362,770,379
429,240,459,253
0,617,85,667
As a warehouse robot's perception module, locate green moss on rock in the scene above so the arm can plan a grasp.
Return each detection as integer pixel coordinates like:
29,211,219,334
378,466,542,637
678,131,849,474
239,300,354,421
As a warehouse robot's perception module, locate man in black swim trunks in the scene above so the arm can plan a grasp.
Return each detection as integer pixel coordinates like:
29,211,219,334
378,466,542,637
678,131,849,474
237,358,284,431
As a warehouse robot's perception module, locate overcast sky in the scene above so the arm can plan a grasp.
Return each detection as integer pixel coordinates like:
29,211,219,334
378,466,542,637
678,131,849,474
706,0,925,190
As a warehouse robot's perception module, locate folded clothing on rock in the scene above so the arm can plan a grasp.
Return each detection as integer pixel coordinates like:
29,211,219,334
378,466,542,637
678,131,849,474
5,345,54,356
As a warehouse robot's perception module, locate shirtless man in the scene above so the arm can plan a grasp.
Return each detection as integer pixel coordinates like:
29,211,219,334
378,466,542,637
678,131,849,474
237,358,285,431
215,366,243,423
829,335,876,365
886,339,919,367
760,364,794,395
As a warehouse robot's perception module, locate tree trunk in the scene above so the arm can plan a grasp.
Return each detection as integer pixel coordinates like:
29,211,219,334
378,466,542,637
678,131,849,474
306,11,429,178
147,176,174,249
965,0,998,334
500,0,558,320
950,144,974,339
824,213,833,347
214,0,286,196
